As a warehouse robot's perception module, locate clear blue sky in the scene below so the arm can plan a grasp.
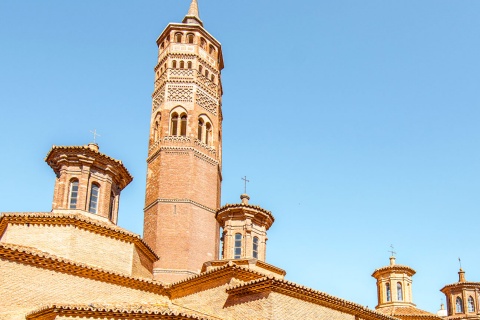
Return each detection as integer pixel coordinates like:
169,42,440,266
1,0,479,313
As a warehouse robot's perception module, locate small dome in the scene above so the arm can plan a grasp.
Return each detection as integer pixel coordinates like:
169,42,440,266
436,304,447,317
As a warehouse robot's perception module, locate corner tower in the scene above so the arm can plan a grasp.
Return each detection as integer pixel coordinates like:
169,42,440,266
143,0,224,283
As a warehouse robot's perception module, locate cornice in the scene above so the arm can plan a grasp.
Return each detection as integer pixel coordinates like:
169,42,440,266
440,281,480,292
27,304,220,320
0,212,158,262
216,203,275,228
45,145,133,189
0,243,166,295
372,265,416,278
226,277,400,320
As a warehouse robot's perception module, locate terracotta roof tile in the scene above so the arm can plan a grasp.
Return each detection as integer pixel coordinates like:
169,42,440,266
376,306,442,319
0,242,166,295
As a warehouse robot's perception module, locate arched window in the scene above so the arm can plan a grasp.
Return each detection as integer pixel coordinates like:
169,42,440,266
187,33,194,44
199,65,203,74
187,61,192,69
211,74,215,83
468,296,475,313
205,122,211,145
69,179,79,209
386,283,391,302
234,233,242,259
171,113,179,135
88,183,100,214
397,282,403,301
179,61,185,69
108,192,115,221
160,43,164,51
154,121,160,141
209,44,215,55
200,38,206,49
205,70,209,78
172,60,177,68
456,297,464,313
198,118,204,141
175,33,182,43
180,114,187,136
253,237,259,259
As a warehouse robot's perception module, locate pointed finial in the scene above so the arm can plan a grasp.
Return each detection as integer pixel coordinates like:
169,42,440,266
183,0,203,26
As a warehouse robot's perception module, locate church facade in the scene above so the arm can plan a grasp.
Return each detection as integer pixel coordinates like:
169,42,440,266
1,1,479,320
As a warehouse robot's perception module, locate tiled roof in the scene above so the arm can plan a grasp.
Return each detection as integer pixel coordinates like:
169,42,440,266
226,276,400,320
167,261,265,299
0,212,158,261
372,264,416,277
376,306,442,319
27,303,221,320
0,242,166,295
440,281,480,290
216,203,274,222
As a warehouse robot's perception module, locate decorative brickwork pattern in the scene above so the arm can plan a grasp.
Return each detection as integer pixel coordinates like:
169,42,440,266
196,89,217,115
167,85,193,102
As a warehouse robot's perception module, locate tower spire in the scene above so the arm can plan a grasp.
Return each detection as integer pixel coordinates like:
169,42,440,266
183,0,203,26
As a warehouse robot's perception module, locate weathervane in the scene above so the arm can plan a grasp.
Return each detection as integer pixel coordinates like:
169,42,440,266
241,176,249,194
388,244,396,257
458,257,462,269
90,129,101,144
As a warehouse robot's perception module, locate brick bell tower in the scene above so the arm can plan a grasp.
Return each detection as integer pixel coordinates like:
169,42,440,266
143,0,224,283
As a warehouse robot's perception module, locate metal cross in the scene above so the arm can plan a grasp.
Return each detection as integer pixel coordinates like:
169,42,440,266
458,257,462,269
241,176,249,194
388,244,396,257
90,129,101,144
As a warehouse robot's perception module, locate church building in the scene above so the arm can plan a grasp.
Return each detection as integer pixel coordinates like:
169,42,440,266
1,1,479,320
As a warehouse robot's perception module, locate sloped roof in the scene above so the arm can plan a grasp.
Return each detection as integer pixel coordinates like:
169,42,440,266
27,303,221,320
376,306,442,320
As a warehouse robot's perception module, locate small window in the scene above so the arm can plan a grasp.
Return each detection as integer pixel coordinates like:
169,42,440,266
175,33,182,43
180,114,187,136
205,70,209,78
187,61,192,69
88,183,100,214
172,60,177,68
456,297,464,313
108,192,115,221
386,283,391,302
154,121,160,141
187,33,194,44
253,237,259,259
69,179,79,209
171,113,179,135
179,61,185,69
234,233,242,259
198,118,204,141
200,38,206,49
199,65,203,73
205,122,211,145
468,296,475,313
211,75,215,83
396,282,403,301
209,44,215,55
160,43,164,51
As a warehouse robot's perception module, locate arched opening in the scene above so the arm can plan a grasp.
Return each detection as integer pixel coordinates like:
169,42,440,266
179,61,185,69
69,179,79,209
172,60,177,68
468,296,475,313
209,44,215,55
205,122,212,145
456,297,464,313
160,43,164,51
386,283,391,302
205,70,209,78
187,61,192,69
199,65,203,74
397,282,403,301
197,118,204,141
187,33,194,44
175,33,182,43
180,114,187,136
200,38,206,49
171,113,179,135
234,233,242,259
88,183,100,214
108,192,115,221
211,74,215,83
253,236,259,259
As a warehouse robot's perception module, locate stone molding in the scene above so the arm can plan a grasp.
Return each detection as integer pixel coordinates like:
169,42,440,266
144,199,216,214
